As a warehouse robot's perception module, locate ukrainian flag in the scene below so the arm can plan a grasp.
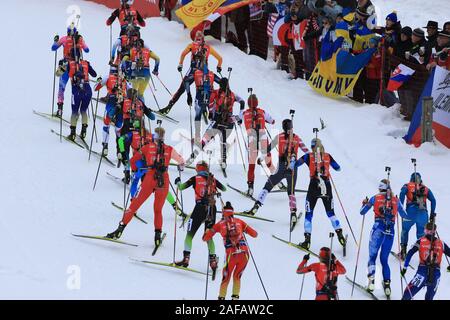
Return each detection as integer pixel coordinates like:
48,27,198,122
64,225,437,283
308,30,376,98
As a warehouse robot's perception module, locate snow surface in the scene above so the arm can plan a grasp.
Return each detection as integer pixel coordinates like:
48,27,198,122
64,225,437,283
1,0,449,299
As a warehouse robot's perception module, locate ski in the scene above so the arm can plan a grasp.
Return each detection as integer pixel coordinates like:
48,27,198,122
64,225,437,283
233,212,275,223
169,162,195,170
226,184,257,202
33,109,70,124
71,233,138,247
129,258,209,276
89,149,116,167
152,110,179,124
221,166,228,178
271,234,319,258
50,129,85,149
271,188,307,193
110,201,148,224
152,232,167,256
106,172,130,188
345,276,379,300
390,251,415,270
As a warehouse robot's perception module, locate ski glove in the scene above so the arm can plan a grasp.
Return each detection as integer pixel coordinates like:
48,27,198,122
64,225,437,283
205,218,214,229
429,212,436,221
54,35,59,42
400,268,407,277
152,68,159,76
447,266,450,273
174,177,181,185
303,254,310,261
240,100,245,110
177,64,183,72
187,93,193,106
217,66,222,73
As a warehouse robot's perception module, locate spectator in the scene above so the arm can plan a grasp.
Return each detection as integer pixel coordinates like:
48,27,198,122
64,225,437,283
423,20,440,51
407,28,431,65
302,11,322,79
394,26,413,58
356,0,375,16
444,21,450,33
380,12,402,52
248,1,269,60
266,0,293,73
320,15,336,43
230,6,250,53
285,1,307,79
322,0,343,21
364,37,382,104
427,30,450,70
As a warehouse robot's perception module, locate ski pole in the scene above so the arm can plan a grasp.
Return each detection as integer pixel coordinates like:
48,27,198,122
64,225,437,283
396,212,404,294
330,174,358,246
327,232,336,300
92,147,104,191
289,109,296,242
88,89,100,161
351,214,365,297
90,99,98,143
147,82,161,110
59,105,63,143
51,50,57,116
149,71,157,91
234,123,247,174
244,234,269,300
173,175,180,264
299,273,306,300
156,75,173,97
189,103,194,159
110,25,112,60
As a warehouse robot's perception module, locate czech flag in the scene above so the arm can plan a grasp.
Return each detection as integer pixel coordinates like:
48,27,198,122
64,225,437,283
387,64,415,92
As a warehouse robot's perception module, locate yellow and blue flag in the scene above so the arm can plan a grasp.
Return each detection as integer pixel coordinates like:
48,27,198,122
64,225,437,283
308,29,376,98
176,0,226,29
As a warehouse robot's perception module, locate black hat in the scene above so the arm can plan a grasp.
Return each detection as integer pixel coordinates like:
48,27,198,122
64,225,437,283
401,26,412,37
412,28,425,38
356,8,370,19
438,30,450,39
424,21,439,29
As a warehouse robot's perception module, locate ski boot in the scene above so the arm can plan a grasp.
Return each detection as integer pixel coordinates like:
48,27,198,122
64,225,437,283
172,202,184,218
218,296,225,300
367,275,375,292
122,170,131,184
383,280,391,298
154,229,162,247
67,126,76,141
80,124,88,140
159,101,174,115
54,102,63,118
231,295,239,300
399,244,407,261
336,228,347,247
102,143,108,157
175,251,190,267
246,201,261,216
290,208,298,231
106,222,126,240
300,233,311,250
246,181,254,197
209,254,218,272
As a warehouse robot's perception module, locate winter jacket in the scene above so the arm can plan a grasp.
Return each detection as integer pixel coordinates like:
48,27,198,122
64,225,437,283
394,38,413,59
409,38,432,65
366,49,382,79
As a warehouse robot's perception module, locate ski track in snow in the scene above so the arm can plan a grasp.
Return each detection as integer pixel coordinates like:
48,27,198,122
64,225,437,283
1,0,449,299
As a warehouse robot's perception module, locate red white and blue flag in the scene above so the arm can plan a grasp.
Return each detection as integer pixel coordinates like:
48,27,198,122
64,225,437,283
387,64,415,91
404,66,450,148
267,13,278,37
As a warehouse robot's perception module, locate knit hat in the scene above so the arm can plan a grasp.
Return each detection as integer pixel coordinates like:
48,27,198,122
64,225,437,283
223,201,234,217
412,28,425,38
386,11,397,23
356,7,370,19
401,26,413,37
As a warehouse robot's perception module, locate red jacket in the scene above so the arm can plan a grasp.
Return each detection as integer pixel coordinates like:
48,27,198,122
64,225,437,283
297,259,346,292
366,51,382,80
203,217,257,255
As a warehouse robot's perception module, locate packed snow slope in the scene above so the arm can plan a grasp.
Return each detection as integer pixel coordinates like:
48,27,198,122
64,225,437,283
1,0,449,299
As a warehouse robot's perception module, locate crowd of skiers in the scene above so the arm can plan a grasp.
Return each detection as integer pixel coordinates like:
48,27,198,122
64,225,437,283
48,0,450,301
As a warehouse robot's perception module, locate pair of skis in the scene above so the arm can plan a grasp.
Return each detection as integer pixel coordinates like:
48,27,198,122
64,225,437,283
71,232,167,256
